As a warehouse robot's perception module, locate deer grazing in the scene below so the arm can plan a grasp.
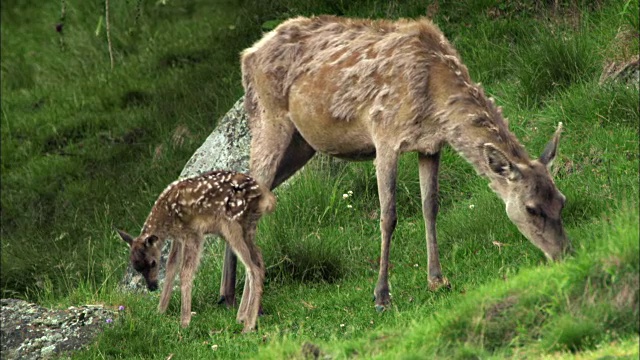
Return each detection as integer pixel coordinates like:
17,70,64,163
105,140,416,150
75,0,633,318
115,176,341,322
214,15,572,312
116,170,275,332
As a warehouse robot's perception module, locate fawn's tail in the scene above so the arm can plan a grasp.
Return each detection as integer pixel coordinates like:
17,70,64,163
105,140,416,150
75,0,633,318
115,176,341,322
256,183,276,215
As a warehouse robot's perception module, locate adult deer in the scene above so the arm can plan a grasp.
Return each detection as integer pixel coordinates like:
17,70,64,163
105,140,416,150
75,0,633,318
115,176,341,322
217,15,571,311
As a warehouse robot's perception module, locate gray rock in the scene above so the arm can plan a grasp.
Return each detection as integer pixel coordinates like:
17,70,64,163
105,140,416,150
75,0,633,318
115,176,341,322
599,55,639,88
0,298,117,360
119,96,252,292
180,96,251,178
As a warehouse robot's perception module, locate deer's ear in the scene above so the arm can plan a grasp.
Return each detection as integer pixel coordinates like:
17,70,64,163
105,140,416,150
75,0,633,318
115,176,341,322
116,229,134,247
483,143,522,181
540,122,563,169
144,235,159,248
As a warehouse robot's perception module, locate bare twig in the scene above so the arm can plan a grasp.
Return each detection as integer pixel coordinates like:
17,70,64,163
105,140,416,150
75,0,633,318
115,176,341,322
60,0,66,20
105,0,115,69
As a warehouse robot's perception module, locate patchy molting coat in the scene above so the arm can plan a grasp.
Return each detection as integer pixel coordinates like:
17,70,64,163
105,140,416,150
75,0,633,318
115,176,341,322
242,15,526,169
236,15,570,314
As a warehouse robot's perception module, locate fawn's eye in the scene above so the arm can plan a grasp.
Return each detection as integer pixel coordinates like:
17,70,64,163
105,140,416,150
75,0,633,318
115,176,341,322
150,260,157,268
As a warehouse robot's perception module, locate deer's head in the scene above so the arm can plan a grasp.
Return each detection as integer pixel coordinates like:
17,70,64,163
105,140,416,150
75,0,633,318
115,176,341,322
116,229,161,291
483,123,572,260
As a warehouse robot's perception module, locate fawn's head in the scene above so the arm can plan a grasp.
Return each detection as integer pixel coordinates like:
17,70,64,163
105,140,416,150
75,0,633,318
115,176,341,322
483,123,572,260
116,229,161,291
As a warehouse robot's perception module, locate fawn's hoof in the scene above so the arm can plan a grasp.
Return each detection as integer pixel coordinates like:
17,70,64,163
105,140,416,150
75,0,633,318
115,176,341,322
241,321,257,333
236,314,246,324
242,327,256,334
428,276,451,291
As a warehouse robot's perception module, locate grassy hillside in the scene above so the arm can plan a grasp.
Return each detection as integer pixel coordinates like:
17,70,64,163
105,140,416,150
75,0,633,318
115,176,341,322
1,0,638,359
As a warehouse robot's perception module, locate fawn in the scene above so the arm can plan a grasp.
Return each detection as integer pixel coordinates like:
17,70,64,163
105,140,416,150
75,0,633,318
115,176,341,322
116,170,275,332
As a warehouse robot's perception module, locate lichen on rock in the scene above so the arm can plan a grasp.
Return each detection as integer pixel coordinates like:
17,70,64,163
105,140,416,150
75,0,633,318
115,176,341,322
1,299,118,360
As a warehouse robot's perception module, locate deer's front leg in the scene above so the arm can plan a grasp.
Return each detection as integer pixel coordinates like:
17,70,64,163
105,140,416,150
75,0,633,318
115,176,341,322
373,148,399,311
159,240,182,313
179,237,204,328
418,152,450,291
218,244,237,308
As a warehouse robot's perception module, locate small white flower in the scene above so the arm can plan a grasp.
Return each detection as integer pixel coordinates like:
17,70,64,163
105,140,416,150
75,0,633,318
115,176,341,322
211,345,219,351
413,263,419,268
347,204,353,209
469,204,475,209
343,194,349,199
348,190,353,195
340,324,345,328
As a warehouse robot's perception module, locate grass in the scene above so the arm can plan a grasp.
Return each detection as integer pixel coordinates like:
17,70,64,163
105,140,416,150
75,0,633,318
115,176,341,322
1,0,638,359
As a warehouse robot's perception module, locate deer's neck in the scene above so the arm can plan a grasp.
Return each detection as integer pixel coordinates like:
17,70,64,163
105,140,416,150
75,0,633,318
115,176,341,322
436,88,530,183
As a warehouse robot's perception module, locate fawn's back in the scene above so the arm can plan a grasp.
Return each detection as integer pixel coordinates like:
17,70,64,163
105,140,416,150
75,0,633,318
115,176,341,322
147,171,275,236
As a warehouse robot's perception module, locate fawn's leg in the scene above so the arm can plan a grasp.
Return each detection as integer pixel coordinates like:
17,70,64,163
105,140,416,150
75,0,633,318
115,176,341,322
159,240,183,313
244,239,265,332
222,222,261,332
373,147,399,310
242,216,266,325
237,267,252,323
179,234,205,328
234,221,265,321
418,152,450,290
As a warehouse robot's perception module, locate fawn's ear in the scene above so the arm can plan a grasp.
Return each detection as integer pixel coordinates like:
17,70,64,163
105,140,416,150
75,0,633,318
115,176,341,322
144,235,159,248
116,229,134,246
483,143,522,181
539,122,563,170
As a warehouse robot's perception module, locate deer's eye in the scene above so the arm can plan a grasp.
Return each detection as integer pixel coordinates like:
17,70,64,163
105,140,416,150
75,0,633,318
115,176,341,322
150,260,157,268
525,206,538,216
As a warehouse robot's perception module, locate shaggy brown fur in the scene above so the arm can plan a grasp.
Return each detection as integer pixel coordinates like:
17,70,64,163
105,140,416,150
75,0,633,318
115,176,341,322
218,15,571,310
117,170,275,332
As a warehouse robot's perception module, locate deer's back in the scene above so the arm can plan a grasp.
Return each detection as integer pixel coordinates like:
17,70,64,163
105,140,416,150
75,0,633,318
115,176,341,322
242,16,459,158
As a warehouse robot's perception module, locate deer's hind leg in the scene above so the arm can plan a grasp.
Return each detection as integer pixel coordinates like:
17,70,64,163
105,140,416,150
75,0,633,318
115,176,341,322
218,245,237,307
418,152,450,291
272,130,316,188
218,115,314,308
373,146,399,311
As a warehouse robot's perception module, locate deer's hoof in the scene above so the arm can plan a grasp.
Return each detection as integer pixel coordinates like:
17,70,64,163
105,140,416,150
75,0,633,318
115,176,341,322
217,295,236,308
373,289,391,308
428,276,451,291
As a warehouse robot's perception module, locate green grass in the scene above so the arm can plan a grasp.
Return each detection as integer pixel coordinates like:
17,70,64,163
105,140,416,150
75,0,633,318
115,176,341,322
1,0,638,359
